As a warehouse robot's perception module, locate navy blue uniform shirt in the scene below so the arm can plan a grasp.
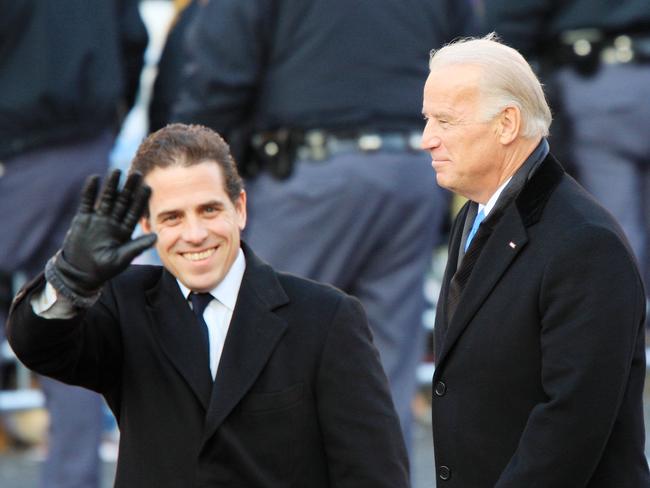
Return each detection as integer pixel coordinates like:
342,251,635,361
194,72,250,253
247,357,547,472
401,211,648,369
173,0,476,135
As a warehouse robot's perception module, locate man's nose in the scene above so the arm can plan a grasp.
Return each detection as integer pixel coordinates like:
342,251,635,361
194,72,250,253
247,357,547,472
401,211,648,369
421,121,441,150
182,218,209,243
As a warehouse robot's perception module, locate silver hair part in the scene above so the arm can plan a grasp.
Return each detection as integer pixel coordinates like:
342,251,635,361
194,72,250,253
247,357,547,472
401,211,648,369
428,33,552,138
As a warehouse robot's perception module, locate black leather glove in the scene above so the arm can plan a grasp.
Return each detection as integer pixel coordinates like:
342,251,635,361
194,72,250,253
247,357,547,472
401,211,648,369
45,169,157,308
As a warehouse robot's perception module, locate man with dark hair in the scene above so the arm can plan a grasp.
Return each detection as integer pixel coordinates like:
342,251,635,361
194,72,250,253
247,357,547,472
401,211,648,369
7,124,409,488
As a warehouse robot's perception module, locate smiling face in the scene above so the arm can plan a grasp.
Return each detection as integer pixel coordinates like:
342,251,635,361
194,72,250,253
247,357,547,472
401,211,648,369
421,64,506,203
140,161,246,292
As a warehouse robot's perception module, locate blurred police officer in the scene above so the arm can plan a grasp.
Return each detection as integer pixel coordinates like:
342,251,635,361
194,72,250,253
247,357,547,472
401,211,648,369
484,0,650,305
0,1,147,487
148,0,199,132
172,0,477,454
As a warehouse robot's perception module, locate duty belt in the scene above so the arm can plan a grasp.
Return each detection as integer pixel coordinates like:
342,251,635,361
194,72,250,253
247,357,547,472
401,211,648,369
298,130,422,161
552,29,650,75
253,129,422,159
250,129,423,179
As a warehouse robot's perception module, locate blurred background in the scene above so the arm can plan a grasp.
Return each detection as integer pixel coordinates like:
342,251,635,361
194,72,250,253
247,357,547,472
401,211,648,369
1,1,648,487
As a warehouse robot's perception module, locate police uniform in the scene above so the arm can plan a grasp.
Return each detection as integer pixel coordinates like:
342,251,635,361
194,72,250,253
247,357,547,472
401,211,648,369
173,0,477,452
0,2,147,486
485,0,650,298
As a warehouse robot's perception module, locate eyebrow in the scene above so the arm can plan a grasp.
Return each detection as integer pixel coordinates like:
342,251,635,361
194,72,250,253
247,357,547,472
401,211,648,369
423,110,458,121
198,200,226,211
156,199,227,219
155,209,181,222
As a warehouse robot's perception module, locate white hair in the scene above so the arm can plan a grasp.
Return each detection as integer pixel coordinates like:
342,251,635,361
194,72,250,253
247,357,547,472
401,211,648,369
428,33,552,138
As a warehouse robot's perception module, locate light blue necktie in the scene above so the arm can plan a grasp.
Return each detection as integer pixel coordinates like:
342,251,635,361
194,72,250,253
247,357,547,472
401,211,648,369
465,208,486,251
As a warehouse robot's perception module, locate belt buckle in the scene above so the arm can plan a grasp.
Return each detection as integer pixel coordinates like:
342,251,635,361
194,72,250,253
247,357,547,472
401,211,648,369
304,130,328,160
358,134,382,152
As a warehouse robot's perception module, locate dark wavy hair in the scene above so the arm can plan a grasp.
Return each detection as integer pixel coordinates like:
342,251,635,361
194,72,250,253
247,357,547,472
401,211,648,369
130,123,244,204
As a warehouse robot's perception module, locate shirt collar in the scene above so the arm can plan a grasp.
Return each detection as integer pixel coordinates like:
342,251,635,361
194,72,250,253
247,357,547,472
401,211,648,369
177,248,246,311
479,138,549,218
479,176,510,217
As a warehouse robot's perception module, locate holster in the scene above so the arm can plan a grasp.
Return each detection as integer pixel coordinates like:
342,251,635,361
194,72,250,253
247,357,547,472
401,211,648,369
250,129,300,180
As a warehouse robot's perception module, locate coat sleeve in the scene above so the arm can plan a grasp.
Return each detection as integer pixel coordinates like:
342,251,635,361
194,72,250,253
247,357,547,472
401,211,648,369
6,274,123,396
495,224,647,487
315,294,410,487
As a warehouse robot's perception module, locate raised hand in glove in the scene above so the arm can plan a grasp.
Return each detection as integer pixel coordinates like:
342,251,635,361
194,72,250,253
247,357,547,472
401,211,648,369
45,169,157,308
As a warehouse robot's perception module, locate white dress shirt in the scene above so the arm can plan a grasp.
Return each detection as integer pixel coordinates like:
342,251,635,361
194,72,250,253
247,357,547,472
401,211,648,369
178,249,246,378
479,176,512,218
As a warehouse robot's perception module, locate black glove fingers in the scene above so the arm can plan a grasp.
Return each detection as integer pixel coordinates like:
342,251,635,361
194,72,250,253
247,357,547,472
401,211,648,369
115,233,157,266
78,175,100,214
112,172,142,221
122,184,151,231
96,169,122,215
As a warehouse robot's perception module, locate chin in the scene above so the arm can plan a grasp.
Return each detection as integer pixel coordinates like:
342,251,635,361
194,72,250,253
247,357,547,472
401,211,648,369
435,174,453,191
178,274,216,293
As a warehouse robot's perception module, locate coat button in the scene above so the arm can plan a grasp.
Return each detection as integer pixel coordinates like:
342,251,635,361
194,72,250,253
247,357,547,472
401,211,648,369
434,380,447,396
439,465,451,480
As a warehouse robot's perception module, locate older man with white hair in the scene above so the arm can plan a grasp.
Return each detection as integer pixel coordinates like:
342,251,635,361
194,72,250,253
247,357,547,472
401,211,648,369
422,34,649,487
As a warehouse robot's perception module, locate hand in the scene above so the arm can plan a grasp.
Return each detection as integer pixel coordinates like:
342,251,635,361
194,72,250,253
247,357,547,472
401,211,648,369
45,169,157,307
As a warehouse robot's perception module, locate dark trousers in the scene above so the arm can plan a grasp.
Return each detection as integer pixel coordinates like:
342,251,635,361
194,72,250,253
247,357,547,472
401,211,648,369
245,148,449,453
555,62,650,296
0,131,113,488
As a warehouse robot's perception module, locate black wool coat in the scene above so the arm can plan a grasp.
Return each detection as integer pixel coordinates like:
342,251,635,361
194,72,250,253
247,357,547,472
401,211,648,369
8,246,409,488
432,154,650,487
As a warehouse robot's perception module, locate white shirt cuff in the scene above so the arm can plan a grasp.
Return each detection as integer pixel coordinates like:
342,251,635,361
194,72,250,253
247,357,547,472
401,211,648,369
30,281,78,319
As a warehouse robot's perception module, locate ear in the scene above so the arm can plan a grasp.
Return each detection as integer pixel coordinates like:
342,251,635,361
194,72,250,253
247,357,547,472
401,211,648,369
235,190,247,230
497,106,521,145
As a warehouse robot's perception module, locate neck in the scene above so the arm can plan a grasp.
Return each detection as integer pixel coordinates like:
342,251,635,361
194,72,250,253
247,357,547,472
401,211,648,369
475,136,542,204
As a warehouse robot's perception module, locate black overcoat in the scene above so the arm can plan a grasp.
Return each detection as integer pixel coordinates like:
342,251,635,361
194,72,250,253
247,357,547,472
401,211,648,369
432,154,649,487
8,246,408,487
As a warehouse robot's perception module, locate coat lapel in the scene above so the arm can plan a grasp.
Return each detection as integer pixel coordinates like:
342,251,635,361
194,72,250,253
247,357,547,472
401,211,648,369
146,271,214,410
436,201,469,341
435,206,528,373
202,246,289,443
434,154,565,377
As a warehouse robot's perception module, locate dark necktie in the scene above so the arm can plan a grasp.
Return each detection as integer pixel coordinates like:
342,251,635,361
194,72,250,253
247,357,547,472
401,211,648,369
189,292,213,354
445,211,499,327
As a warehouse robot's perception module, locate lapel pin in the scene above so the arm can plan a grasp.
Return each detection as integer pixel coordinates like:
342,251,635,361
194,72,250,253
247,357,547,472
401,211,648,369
509,241,517,249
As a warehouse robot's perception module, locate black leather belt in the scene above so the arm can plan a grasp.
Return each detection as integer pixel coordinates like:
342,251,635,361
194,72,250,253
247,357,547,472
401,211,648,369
250,129,423,179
